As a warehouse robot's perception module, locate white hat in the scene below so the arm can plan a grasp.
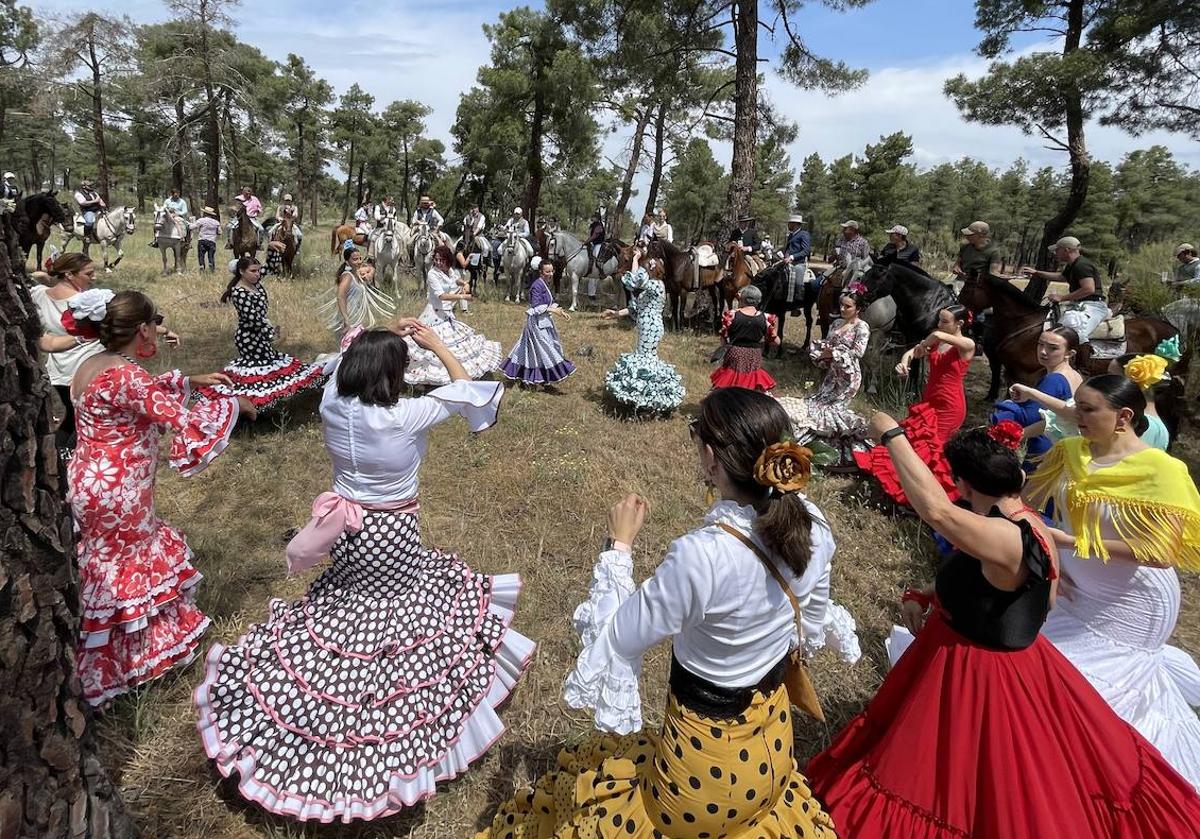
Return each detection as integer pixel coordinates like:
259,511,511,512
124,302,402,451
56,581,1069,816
886,224,909,236
3,171,14,179
1051,235,1081,251
282,193,293,201
787,213,805,224
1175,243,1195,256
513,207,524,215
840,220,860,229
202,206,216,215
961,220,990,236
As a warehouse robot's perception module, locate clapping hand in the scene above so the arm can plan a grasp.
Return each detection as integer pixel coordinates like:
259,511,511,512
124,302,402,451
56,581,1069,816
608,493,650,546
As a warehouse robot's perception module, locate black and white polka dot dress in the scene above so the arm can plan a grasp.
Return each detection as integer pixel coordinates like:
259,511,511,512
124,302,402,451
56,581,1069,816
195,283,326,410
195,509,534,823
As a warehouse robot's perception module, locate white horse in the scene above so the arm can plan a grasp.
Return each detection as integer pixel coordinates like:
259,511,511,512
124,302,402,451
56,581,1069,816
63,206,136,272
370,215,405,293
410,220,438,282
153,205,189,275
548,229,618,312
499,229,534,302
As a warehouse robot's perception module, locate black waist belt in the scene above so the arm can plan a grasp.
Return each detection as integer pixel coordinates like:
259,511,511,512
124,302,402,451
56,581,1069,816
729,341,764,349
669,653,787,719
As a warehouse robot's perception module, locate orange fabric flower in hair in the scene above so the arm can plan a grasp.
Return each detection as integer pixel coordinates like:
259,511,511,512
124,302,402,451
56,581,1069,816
753,441,813,493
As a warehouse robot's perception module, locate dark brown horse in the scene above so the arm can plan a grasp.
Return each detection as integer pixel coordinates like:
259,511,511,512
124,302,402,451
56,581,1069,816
271,215,298,277
17,190,69,268
645,239,724,332
229,203,260,260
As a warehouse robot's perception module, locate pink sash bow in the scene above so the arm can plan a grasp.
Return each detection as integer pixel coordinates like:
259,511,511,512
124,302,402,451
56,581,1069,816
286,492,419,575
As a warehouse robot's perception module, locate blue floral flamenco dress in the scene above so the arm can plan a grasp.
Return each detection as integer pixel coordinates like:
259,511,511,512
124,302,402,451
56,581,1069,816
603,268,685,415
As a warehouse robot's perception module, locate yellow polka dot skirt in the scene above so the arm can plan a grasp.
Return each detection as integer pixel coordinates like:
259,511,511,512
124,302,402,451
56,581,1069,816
476,684,836,838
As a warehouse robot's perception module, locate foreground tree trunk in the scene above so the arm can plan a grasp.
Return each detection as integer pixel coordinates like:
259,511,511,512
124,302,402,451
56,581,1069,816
0,212,135,838
522,63,547,229
723,0,757,236
85,35,111,205
642,100,668,220
612,106,650,240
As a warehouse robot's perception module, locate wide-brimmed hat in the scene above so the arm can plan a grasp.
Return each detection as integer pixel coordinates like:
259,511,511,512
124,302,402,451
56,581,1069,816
202,206,216,216
282,193,293,201
737,214,755,223
1051,235,1081,251
840,220,860,230
787,213,805,224
1176,243,1196,256
2,171,14,179
885,224,909,236
960,220,989,236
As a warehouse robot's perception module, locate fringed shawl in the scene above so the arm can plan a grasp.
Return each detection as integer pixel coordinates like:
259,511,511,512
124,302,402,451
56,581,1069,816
1025,437,1200,570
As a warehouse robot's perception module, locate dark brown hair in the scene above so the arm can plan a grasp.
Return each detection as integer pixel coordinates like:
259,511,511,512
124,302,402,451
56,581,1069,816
945,427,1024,497
221,255,260,303
1043,325,1080,360
696,388,822,576
1081,374,1150,436
336,329,410,407
48,252,93,282
99,290,156,350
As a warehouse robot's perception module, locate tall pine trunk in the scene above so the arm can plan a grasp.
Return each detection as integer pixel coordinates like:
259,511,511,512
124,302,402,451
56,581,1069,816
0,211,135,839
86,34,111,205
199,0,221,209
611,106,650,240
723,0,758,235
643,100,668,219
400,137,411,220
522,65,547,228
341,139,355,223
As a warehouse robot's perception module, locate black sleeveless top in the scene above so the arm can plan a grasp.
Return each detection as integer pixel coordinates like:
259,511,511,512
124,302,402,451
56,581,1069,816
727,311,769,348
934,511,1053,651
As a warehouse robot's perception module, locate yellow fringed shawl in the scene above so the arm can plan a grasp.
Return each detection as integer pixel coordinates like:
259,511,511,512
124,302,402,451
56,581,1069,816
1025,437,1200,570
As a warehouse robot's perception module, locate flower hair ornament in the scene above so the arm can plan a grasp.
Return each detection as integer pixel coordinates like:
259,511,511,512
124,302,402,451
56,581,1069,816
1124,354,1169,390
61,288,115,339
847,280,868,297
987,420,1023,451
753,438,813,495
1154,335,1182,363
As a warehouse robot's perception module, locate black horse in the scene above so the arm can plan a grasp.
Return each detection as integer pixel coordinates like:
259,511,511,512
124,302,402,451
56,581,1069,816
16,190,69,268
750,262,802,358
860,262,957,348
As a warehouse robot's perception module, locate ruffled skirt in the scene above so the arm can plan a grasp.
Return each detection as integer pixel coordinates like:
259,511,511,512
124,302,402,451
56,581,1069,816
807,611,1200,838
476,685,836,839
195,354,326,411
406,316,502,386
194,510,534,823
711,346,776,392
852,401,957,505
502,319,575,384
604,352,685,415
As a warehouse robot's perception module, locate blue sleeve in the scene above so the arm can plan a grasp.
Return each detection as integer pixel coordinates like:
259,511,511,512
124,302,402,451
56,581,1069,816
1039,372,1073,401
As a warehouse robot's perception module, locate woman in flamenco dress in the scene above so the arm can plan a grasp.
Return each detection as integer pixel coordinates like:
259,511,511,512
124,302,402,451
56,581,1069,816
317,243,396,339
195,317,532,823
475,387,861,839
710,284,779,392
807,413,1200,838
601,246,685,416
404,244,501,386
500,257,575,387
194,255,326,411
854,304,974,504
1026,373,1200,790
65,288,253,707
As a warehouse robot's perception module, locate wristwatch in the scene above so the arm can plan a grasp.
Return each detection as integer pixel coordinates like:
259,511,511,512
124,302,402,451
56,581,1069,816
602,537,632,553
881,426,907,445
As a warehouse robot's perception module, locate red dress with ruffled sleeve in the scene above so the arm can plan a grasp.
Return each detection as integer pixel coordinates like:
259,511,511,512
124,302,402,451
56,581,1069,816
67,365,238,707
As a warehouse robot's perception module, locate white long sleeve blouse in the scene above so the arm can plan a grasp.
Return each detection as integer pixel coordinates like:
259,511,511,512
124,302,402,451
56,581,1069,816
564,499,861,733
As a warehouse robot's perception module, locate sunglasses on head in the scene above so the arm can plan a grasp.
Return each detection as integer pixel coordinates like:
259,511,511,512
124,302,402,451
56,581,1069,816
150,313,164,326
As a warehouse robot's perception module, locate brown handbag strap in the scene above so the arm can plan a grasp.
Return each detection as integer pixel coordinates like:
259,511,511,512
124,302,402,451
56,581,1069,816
717,523,803,627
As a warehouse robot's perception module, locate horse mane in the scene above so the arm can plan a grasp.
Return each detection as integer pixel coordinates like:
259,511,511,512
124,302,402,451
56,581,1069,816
983,273,1046,311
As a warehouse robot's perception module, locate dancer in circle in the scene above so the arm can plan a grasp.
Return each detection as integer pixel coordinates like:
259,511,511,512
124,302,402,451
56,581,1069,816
710,284,779,392
1026,374,1200,789
195,318,532,822
777,290,870,446
64,289,252,707
475,388,860,839
318,242,395,338
601,246,685,415
194,256,326,411
404,245,501,386
854,304,974,504
500,258,575,387
808,415,1200,836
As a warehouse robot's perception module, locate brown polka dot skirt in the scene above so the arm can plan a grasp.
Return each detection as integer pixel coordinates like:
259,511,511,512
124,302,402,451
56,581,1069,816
476,684,836,838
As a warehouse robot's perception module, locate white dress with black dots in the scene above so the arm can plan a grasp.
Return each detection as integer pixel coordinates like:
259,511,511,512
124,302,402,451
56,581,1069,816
195,283,326,411
195,373,533,824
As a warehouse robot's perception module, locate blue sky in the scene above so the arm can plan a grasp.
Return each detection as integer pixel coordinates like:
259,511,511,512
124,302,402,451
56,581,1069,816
30,0,1200,193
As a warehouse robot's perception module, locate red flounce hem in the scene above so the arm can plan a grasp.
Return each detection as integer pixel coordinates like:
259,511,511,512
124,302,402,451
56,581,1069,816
710,366,777,392
807,612,1200,839
853,401,957,505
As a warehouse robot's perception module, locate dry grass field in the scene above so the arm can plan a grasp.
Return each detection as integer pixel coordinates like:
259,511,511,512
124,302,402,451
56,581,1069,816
67,238,1200,838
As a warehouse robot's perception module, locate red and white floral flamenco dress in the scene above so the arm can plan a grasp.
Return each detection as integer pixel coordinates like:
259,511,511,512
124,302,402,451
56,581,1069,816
68,365,238,707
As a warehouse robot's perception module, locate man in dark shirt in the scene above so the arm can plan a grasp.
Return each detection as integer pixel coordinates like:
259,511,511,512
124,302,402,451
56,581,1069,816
585,211,606,274
1021,235,1108,341
953,220,1001,282
878,224,921,268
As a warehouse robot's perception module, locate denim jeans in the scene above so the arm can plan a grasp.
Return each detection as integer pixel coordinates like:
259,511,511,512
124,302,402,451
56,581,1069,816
198,239,216,270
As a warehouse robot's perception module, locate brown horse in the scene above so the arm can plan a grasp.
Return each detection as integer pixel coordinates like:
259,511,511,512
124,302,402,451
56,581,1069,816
958,275,1179,400
330,223,367,255
721,242,756,310
229,203,260,260
644,239,725,332
271,216,298,277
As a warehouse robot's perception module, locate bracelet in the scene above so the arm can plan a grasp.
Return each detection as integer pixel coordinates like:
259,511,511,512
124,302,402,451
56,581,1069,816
880,426,907,445
602,537,632,554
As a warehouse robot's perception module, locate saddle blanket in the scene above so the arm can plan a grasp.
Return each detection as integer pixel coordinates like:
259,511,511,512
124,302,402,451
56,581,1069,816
1088,338,1126,359
693,243,719,268
1090,316,1125,341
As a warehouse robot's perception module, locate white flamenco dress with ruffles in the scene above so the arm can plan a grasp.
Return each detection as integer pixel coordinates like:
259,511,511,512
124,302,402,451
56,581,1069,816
194,353,533,823
404,266,501,386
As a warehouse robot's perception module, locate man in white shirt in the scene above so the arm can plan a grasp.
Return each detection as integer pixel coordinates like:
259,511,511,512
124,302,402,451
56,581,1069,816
502,207,530,237
463,204,487,239
411,195,443,231
74,179,106,241
273,193,303,247
354,200,373,237
374,196,397,224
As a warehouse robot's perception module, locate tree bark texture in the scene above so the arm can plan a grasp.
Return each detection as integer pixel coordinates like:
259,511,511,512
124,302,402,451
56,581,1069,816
522,64,547,229
198,0,222,210
86,34,111,206
723,0,758,236
612,106,650,240
0,211,135,839
642,100,668,221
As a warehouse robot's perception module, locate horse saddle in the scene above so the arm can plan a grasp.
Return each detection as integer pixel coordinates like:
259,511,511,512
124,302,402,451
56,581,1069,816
745,254,766,276
1090,315,1126,341
693,243,720,269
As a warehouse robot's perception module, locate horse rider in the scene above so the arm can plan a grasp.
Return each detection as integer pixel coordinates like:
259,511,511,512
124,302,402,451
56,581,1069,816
585,211,606,275
952,220,1001,282
729,214,765,274
150,187,189,247
351,198,373,238
372,195,397,226
272,193,303,248
502,207,530,239
636,213,654,245
877,224,921,268
74,179,106,243
2,171,21,206
1021,235,1108,342
1170,243,1200,287
226,185,263,248
463,204,487,239
412,195,444,232
833,220,869,268
651,208,673,243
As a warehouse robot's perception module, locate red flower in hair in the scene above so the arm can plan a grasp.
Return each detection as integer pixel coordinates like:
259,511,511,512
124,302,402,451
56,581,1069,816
988,420,1023,450
61,308,100,339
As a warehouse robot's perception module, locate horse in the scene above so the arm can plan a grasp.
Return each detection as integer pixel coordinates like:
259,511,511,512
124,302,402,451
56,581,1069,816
230,203,259,260
721,242,756,310
646,238,722,333
548,229,619,312
331,223,367,256
499,229,534,302
813,255,874,339
464,234,491,294
16,190,69,268
63,206,136,272
750,261,818,357
369,215,403,291
152,205,188,275
410,220,437,282
270,215,299,278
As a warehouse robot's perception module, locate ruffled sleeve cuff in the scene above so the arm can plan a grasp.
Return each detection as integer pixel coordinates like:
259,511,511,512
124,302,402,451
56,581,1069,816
801,600,863,664
168,396,239,477
426,380,505,432
561,550,644,735
154,369,191,401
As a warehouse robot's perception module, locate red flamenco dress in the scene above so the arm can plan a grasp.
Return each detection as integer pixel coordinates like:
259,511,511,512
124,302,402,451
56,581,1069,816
854,345,969,504
710,309,778,392
68,365,239,707
807,513,1200,838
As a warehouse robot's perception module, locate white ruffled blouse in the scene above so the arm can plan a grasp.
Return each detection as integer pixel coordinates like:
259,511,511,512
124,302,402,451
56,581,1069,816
564,499,861,734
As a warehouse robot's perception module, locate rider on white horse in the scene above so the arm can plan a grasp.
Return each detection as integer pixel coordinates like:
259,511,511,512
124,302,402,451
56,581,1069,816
463,204,487,238
150,187,188,247
502,207,529,239
74,179,106,242
412,195,444,232
373,196,397,225
273,193,303,247
585,211,606,275
226,185,264,248
1021,235,1109,343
